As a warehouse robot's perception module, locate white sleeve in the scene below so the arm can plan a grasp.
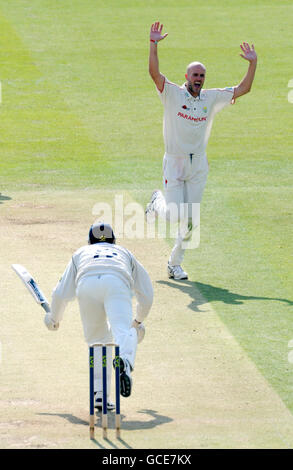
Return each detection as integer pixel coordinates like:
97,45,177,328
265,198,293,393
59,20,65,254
50,258,77,323
157,76,180,106
132,258,153,323
210,87,235,114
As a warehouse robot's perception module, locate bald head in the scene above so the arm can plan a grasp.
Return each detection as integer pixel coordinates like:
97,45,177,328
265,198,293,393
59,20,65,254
186,61,206,75
185,62,206,97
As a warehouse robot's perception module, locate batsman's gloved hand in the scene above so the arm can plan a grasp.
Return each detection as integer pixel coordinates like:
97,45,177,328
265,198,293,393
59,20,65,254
44,313,59,331
131,319,145,344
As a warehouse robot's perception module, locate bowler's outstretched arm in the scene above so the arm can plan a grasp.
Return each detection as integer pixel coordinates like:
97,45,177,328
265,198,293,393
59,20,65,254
233,42,257,99
149,22,168,92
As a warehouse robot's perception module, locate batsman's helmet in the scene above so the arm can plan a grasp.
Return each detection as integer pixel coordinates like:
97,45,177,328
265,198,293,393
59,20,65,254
88,222,116,245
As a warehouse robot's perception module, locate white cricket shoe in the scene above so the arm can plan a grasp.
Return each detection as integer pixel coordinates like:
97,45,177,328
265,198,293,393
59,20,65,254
145,190,160,222
94,395,115,411
167,263,188,280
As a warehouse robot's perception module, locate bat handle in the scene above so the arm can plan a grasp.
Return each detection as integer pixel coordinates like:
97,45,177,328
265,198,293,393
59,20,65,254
41,302,51,313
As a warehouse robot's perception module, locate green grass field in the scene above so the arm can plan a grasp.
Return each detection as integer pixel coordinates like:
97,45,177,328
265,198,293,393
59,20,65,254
0,0,293,449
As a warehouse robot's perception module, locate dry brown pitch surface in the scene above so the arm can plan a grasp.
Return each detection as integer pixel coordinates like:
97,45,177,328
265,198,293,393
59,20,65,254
1,191,293,449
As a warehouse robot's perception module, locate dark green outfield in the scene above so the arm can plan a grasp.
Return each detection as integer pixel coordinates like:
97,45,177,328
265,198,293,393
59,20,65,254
0,0,292,412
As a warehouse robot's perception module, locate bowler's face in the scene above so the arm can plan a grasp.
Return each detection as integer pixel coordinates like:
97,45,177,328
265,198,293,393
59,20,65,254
185,65,206,97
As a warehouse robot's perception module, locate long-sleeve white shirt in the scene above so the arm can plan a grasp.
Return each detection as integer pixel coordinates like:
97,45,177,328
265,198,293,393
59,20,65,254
51,242,153,324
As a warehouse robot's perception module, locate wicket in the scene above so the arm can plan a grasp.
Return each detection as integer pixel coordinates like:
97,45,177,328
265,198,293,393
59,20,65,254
89,343,121,439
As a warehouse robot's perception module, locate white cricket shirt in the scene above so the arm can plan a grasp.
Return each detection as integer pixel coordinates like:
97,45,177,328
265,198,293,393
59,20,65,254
157,77,234,158
51,243,153,323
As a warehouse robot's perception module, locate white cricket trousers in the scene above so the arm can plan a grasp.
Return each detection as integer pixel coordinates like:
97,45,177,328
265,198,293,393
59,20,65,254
154,154,209,265
76,274,137,398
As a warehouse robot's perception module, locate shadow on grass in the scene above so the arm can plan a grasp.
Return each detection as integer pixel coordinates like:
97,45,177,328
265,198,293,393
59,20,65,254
38,408,172,449
157,279,293,311
0,193,12,204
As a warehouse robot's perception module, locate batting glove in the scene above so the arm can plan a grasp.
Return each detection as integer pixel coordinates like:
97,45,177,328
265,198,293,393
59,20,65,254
131,319,145,344
44,313,59,331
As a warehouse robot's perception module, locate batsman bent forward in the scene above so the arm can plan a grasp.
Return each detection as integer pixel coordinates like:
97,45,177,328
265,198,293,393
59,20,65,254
44,222,153,407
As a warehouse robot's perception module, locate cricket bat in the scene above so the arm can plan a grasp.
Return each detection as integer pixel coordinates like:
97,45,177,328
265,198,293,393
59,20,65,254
11,264,51,313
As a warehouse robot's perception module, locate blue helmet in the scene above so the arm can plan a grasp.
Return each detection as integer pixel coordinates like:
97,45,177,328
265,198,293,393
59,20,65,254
88,222,116,245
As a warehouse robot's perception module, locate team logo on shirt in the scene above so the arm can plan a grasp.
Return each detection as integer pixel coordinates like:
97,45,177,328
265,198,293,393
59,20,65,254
177,111,207,122
182,105,190,110
203,106,207,113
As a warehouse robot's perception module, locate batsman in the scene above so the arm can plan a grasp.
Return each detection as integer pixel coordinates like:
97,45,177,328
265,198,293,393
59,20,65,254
146,22,257,280
43,222,153,409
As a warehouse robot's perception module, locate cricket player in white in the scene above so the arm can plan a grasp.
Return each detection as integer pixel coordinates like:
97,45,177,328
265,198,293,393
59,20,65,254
146,22,257,280
44,222,153,407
